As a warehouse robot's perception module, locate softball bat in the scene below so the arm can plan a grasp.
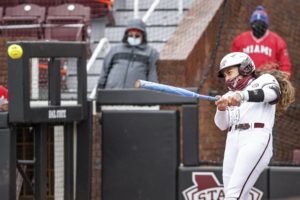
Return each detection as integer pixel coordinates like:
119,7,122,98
135,80,218,101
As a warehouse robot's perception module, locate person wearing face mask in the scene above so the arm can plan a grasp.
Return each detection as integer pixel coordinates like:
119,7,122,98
214,52,295,200
97,18,159,89
231,5,292,77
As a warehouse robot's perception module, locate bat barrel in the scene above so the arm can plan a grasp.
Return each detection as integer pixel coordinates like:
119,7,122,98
135,80,218,101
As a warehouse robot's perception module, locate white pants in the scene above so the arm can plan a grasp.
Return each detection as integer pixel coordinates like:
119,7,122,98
223,129,273,200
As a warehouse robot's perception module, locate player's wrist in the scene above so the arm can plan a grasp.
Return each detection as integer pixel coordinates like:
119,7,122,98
236,91,249,102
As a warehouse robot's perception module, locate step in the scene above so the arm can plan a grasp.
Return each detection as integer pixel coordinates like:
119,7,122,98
115,0,194,10
113,10,186,26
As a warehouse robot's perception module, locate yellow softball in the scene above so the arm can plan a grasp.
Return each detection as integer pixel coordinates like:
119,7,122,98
7,44,23,59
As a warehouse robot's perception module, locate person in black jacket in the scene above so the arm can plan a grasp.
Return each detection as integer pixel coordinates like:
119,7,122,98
97,18,159,89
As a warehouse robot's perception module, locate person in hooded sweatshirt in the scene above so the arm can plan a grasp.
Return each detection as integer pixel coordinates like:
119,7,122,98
97,18,159,89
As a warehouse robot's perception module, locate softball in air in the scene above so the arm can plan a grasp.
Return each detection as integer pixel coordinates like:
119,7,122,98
7,44,23,59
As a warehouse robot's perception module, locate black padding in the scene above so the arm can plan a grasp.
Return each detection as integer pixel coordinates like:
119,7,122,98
0,112,8,128
269,166,300,199
102,110,178,200
182,105,199,165
0,129,16,200
269,85,281,105
248,89,264,102
97,88,198,105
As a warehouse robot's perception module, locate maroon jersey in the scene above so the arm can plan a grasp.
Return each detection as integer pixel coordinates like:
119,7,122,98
231,30,292,75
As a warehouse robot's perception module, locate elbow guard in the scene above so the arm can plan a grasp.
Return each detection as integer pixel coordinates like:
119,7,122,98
268,85,281,105
246,86,280,104
248,89,264,102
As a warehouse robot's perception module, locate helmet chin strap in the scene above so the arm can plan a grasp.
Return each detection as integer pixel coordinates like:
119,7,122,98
226,75,254,91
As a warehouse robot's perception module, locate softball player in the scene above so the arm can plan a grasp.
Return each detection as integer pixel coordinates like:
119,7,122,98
214,52,294,199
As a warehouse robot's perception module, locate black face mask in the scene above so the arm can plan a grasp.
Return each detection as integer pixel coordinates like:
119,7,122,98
251,21,268,39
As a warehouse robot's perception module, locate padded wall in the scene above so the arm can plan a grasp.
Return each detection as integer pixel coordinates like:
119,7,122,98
102,110,179,200
0,128,16,200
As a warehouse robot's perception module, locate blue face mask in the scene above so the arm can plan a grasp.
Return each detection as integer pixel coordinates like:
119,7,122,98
127,36,142,46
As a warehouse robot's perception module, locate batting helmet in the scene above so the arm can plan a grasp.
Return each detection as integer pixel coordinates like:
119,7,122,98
218,52,255,77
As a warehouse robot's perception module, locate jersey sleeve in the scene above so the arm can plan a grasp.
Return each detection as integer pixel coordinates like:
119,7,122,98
214,109,229,131
243,74,280,104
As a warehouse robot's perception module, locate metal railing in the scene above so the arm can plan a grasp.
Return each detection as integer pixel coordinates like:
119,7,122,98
142,0,160,22
87,37,111,99
86,37,110,72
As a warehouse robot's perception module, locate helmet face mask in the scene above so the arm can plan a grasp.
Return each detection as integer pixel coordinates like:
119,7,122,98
218,52,255,78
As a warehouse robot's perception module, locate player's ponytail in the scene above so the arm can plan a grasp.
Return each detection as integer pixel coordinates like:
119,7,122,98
257,68,295,116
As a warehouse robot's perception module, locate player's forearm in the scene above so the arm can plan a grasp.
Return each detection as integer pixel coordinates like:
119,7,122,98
214,110,229,131
237,87,279,104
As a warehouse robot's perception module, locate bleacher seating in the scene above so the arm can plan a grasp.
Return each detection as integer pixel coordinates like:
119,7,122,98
20,0,64,6
0,1,113,20
71,0,114,20
42,3,91,91
44,3,91,41
0,0,18,7
0,1,98,94
2,4,46,39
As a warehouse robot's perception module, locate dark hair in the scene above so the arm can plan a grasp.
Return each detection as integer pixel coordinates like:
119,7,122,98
256,69,295,117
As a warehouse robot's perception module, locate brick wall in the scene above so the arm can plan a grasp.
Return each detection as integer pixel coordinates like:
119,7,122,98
158,0,226,162
92,115,101,200
0,37,9,86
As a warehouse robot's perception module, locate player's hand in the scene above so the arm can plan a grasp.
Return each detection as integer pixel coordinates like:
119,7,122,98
227,93,242,106
215,95,228,111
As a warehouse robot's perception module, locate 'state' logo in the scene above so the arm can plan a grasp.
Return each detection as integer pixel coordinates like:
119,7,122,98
182,172,263,200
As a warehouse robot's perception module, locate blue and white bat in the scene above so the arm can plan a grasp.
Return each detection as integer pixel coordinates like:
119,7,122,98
135,80,218,101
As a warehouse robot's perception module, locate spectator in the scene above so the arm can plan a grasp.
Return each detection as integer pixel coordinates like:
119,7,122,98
0,85,8,112
97,18,159,89
231,5,292,77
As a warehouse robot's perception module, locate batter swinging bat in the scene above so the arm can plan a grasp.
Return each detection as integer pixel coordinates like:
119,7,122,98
135,80,218,101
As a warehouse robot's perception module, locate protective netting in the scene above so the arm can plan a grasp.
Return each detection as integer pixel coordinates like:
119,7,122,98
123,0,300,166
196,0,300,165
102,0,300,166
